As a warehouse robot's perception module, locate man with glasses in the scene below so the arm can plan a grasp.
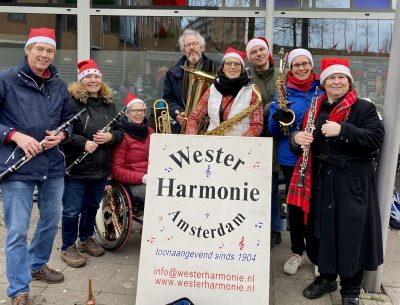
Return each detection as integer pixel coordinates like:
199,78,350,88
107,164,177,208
246,37,283,250
163,29,216,133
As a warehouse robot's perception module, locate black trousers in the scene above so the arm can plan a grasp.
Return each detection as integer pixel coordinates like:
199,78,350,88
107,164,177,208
320,271,364,297
281,165,306,255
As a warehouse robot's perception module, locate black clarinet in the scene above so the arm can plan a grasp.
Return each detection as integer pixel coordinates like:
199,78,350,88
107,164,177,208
0,109,87,184
66,106,127,175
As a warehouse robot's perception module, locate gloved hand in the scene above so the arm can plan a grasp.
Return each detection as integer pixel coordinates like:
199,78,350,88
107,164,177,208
142,174,148,184
272,108,292,123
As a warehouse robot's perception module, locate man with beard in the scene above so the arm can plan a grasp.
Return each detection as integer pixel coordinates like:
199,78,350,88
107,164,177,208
163,29,216,133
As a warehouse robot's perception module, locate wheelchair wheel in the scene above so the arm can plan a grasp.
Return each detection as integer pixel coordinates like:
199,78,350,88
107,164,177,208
94,180,133,251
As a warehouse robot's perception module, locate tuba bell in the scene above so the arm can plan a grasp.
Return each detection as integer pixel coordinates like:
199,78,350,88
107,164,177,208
180,66,215,134
153,99,171,134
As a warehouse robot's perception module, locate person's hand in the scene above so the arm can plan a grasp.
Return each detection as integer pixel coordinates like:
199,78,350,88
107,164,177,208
175,112,186,125
93,131,113,144
11,131,42,158
294,131,314,146
272,108,292,123
84,140,98,153
321,120,341,137
142,174,148,184
43,130,64,150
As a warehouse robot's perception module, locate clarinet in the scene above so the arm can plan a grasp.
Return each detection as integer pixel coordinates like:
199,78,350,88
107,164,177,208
297,86,319,188
65,106,127,175
0,108,87,184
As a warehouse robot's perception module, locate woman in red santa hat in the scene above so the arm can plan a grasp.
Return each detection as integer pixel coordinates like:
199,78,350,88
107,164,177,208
111,93,154,200
288,58,384,305
185,47,263,136
61,59,124,268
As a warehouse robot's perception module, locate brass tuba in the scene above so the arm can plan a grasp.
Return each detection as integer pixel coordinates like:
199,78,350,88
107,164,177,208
153,99,171,134
275,48,295,136
180,66,215,134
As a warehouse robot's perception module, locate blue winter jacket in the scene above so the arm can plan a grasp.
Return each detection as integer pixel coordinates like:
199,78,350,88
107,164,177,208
268,79,321,166
0,57,74,181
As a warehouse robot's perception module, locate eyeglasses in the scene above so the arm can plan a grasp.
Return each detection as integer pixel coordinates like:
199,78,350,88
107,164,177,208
183,42,200,49
224,61,241,68
292,61,311,69
128,109,146,114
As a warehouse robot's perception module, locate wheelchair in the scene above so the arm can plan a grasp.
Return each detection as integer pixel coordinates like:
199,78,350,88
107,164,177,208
94,179,144,251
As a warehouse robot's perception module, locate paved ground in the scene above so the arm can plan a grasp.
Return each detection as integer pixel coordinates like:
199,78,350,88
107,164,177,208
0,202,399,305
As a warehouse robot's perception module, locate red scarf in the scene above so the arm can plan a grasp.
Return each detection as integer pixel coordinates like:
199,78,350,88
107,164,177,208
286,71,319,92
286,89,358,223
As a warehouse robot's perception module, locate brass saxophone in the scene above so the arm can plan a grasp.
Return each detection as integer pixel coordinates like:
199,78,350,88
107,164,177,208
275,48,295,136
205,68,261,136
297,86,319,187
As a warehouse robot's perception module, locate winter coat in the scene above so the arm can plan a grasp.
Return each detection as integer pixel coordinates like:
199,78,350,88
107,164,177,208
112,119,154,185
63,85,124,179
306,97,384,277
162,54,216,132
0,57,73,181
268,80,321,166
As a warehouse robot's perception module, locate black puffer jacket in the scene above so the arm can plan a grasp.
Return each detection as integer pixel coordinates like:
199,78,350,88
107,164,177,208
63,85,124,179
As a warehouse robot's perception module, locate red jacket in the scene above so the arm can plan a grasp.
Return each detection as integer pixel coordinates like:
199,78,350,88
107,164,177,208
111,128,154,185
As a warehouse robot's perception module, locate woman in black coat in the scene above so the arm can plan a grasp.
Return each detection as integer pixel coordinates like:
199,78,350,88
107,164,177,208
287,58,384,305
61,59,123,268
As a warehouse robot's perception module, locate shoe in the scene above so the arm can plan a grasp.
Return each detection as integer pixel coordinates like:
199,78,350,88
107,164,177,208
31,265,64,284
342,297,359,305
303,276,338,299
77,237,105,257
61,244,87,268
270,231,282,249
283,253,304,275
11,293,29,305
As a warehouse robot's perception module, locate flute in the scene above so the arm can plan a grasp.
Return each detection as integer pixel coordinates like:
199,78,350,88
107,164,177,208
65,106,127,175
0,108,87,183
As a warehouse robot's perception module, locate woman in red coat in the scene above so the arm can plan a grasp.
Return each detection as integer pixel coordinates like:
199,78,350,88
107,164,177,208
112,93,154,199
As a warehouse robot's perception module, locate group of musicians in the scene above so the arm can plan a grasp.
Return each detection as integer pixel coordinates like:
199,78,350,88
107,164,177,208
0,27,383,305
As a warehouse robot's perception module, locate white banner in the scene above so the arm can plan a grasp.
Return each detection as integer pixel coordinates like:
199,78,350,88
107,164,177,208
136,134,272,305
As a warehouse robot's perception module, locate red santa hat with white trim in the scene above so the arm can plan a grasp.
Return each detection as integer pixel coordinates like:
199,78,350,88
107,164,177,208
222,47,246,67
76,59,102,81
25,28,56,49
245,36,274,64
320,58,353,85
124,92,146,109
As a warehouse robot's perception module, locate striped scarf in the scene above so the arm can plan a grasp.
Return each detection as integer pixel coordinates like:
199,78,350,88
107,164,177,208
286,89,358,223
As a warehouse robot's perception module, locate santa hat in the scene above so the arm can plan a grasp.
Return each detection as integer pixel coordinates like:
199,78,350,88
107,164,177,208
287,48,314,69
222,47,246,67
76,59,102,81
245,37,274,64
124,92,146,109
25,28,56,49
320,58,353,85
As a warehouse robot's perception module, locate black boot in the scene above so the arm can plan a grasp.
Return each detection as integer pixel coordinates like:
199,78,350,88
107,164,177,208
342,297,359,305
303,277,338,299
270,231,282,249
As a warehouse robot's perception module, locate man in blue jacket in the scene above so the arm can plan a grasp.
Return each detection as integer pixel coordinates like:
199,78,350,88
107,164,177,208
0,28,73,305
162,29,216,133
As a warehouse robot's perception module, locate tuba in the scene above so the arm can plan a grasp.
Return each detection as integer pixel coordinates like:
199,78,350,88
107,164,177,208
153,99,171,134
180,66,215,134
275,48,295,136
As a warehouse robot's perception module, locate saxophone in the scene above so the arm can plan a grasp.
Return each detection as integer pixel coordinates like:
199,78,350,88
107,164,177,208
297,86,319,187
205,68,261,136
275,48,295,136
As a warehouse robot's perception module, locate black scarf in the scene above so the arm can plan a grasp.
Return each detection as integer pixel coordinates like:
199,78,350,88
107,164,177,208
120,116,149,140
214,73,249,97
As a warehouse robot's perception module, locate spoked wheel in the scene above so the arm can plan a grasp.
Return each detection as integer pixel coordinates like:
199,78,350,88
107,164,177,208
94,180,133,251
